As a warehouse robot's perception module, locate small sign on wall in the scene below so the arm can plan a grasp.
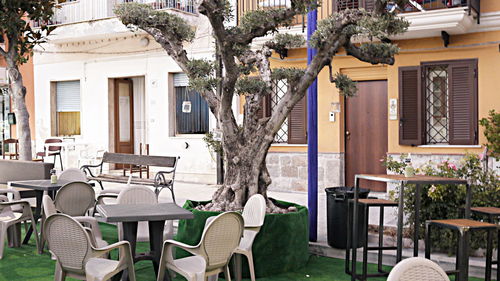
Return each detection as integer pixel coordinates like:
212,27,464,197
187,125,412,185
182,101,192,113
389,98,398,120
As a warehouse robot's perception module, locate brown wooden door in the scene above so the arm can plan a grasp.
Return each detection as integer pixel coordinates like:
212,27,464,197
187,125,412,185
114,79,134,157
345,80,388,191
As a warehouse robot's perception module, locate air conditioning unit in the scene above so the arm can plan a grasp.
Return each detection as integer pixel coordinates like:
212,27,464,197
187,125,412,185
0,67,7,86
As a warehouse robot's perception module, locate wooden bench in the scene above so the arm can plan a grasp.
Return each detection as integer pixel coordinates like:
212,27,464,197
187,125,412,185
81,152,180,202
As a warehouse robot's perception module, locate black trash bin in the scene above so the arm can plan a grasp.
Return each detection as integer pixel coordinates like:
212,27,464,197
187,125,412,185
325,186,369,249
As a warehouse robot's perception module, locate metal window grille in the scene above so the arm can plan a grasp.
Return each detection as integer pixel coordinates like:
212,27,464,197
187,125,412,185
271,80,288,143
337,0,359,10
425,65,449,144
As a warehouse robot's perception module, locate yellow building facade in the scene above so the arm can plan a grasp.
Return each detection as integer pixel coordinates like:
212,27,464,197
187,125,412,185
247,0,500,192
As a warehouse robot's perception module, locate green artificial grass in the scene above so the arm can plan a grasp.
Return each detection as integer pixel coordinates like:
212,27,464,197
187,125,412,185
0,223,486,281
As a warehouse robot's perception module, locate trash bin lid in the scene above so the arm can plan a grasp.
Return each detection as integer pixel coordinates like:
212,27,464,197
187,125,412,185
325,186,369,199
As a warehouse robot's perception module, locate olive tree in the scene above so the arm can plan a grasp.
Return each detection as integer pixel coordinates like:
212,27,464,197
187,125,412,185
116,0,409,212
0,0,55,160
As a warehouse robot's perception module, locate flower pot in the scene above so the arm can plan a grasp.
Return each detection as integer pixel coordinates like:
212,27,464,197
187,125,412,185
175,199,309,278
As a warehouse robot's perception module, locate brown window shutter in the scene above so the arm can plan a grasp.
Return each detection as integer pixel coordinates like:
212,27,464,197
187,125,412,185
448,59,478,145
256,93,272,119
398,66,423,146
363,0,376,11
288,96,307,144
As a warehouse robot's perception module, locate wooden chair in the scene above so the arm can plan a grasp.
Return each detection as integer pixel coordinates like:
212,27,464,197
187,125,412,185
36,138,63,170
2,139,19,160
123,143,150,179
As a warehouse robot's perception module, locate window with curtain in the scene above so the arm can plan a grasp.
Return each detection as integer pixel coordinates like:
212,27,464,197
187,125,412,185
55,80,81,136
174,73,209,134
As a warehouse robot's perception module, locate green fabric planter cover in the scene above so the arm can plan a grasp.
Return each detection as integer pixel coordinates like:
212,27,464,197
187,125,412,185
175,199,309,278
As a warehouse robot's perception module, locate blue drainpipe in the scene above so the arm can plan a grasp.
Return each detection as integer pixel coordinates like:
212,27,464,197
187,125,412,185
307,7,318,242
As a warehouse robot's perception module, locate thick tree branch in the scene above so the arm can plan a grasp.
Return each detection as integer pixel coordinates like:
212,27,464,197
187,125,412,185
198,0,243,140
0,45,6,57
344,41,395,65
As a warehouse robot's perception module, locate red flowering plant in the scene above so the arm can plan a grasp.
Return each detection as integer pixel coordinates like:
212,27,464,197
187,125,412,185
383,153,500,255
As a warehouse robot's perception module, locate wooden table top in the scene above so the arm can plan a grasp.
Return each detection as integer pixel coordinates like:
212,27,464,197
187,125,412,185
356,174,467,185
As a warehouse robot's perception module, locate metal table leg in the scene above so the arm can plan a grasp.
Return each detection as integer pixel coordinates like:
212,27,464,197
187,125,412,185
396,182,405,262
465,183,471,219
413,184,421,257
345,198,353,275
350,176,360,280
119,222,138,281
23,190,43,245
457,230,470,281
233,254,242,281
485,228,493,281
424,222,431,259
149,220,169,281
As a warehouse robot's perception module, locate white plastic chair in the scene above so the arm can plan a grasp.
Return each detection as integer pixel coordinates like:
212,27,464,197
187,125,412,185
234,194,267,281
43,195,108,249
44,214,136,281
387,257,450,281
157,211,244,281
0,195,40,259
54,182,96,217
59,168,88,182
117,186,174,242
204,194,267,281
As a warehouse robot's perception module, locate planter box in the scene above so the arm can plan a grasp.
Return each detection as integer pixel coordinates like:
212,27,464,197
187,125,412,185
175,199,309,278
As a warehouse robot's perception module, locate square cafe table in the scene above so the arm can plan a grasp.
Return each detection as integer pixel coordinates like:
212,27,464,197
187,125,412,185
347,174,470,278
8,179,72,246
97,203,194,281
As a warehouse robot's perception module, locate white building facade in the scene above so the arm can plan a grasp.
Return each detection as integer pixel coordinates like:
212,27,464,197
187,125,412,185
33,0,222,183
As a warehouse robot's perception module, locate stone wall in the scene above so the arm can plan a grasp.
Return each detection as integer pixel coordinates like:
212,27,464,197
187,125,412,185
387,153,499,174
266,152,344,192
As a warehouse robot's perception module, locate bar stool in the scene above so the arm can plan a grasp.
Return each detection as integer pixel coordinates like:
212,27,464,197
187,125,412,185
346,198,398,280
425,219,498,281
471,207,500,281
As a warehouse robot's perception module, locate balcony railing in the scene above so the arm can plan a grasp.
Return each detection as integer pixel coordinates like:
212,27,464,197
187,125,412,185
32,0,196,27
237,0,480,26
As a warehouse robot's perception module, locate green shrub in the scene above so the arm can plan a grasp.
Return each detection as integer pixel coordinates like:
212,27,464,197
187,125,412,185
480,110,500,160
383,154,500,255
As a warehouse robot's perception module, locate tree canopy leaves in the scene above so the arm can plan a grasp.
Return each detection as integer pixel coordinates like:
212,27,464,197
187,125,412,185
0,0,56,64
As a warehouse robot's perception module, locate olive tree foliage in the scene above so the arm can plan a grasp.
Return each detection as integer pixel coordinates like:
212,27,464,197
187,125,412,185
0,0,55,160
116,0,409,212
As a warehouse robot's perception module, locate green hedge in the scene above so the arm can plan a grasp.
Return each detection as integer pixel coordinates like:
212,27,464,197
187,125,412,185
175,199,309,278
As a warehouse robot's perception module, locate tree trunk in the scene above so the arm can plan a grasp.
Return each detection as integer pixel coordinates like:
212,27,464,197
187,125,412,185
201,135,288,213
7,64,32,161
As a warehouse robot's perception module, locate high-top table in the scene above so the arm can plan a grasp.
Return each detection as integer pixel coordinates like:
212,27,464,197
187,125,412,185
347,174,469,279
9,179,72,246
97,203,194,281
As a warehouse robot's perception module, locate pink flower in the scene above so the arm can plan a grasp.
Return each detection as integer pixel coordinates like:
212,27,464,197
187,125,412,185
479,153,485,161
448,163,457,170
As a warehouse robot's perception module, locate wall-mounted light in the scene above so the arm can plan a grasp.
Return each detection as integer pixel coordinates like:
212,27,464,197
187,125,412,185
329,102,341,122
